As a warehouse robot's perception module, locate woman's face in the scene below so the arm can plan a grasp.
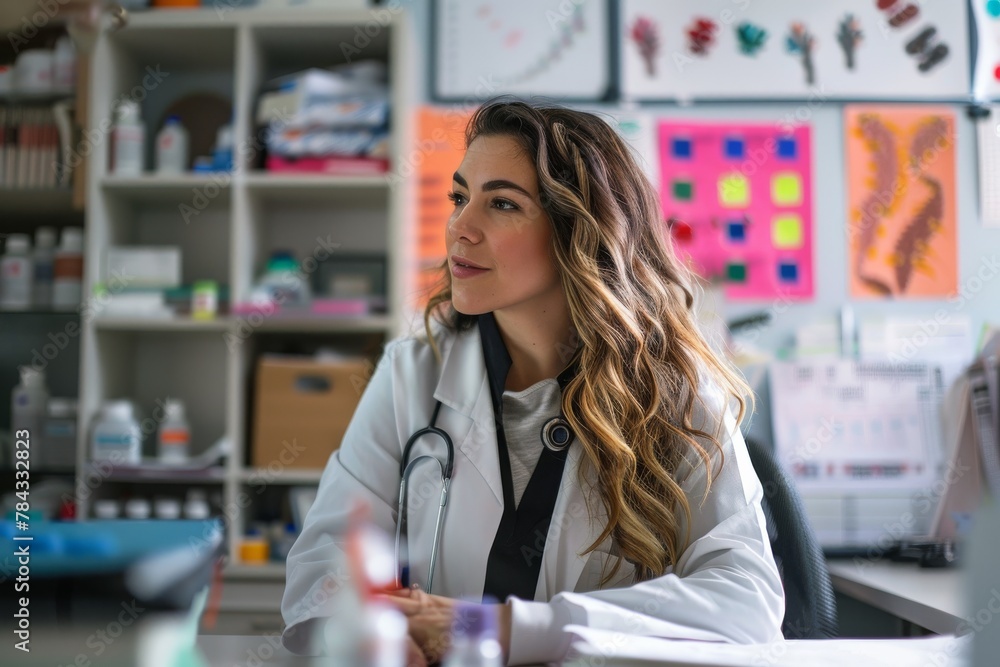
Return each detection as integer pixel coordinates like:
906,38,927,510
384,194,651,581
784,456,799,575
446,134,562,317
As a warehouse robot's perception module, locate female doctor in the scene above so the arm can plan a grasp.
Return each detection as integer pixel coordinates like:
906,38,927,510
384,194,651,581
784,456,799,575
281,100,785,665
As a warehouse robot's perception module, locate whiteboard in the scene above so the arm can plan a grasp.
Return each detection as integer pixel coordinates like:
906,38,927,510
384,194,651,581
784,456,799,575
433,0,611,101
621,0,970,101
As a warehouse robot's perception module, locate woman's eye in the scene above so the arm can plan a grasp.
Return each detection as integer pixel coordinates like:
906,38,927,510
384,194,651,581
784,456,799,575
492,198,518,211
446,191,466,207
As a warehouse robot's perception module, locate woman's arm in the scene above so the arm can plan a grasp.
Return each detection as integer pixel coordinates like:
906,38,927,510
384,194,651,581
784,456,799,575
505,391,785,665
280,339,414,654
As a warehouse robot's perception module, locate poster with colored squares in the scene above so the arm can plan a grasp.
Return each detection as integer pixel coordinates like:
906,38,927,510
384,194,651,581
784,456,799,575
845,105,957,299
658,121,814,301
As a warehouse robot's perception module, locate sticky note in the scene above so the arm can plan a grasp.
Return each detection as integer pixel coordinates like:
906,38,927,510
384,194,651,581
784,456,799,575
672,137,692,158
726,261,747,282
727,220,746,242
672,179,693,201
772,173,802,205
724,137,744,159
778,261,799,282
777,137,797,158
719,173,749,208
670,219,693,242
772,214,803,248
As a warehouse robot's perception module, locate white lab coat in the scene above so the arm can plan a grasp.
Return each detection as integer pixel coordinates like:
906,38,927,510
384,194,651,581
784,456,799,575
281,323,785,665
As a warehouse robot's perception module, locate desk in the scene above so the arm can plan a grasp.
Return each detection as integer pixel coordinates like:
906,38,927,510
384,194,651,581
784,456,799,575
827,560,966,634
198,634,310,665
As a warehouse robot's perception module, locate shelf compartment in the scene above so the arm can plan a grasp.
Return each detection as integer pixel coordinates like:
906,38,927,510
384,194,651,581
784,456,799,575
243,173,388,204
85,330,229,461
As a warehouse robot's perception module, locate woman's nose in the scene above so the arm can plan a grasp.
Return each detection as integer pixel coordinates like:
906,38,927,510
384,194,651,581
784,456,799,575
447,204,483,244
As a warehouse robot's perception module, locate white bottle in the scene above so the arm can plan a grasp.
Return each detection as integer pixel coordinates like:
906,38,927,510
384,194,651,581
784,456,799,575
11,367,49,466
1,234,34,310
156,115,189,173
112,99,145,175
91,400,142,464
53,36,76,90
157,398,191,464
183,489,210,520
32,227,56,308
52,227,83,310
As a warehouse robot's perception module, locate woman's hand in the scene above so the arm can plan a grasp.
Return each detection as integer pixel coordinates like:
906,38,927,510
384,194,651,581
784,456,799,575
383,588,513,664
384,588,456,663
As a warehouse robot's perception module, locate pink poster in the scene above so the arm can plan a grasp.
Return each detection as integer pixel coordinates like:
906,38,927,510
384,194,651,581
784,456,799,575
658,121,814,301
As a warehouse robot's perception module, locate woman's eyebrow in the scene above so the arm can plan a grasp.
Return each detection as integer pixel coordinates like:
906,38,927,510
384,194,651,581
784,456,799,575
452,171,533,198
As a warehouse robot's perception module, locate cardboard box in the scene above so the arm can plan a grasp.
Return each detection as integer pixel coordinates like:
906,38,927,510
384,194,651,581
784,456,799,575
251,355,370,470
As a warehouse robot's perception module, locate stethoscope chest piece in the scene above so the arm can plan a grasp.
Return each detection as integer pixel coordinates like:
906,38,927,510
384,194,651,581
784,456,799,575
541,416,574,452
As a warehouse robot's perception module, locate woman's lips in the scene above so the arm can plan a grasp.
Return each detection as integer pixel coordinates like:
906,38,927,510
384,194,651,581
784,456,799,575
451,263,489,279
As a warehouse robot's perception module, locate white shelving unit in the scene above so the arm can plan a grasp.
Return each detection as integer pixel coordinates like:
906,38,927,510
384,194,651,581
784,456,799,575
78,8,415,624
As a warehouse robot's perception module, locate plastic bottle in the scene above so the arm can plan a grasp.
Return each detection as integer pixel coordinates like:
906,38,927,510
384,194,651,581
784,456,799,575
442,601,503,667
53,35,76,90
32,227,56,308
183,489,210,519
124,497,151,520
52,227,83,310
0,234,33,310
250,250,311,308
91,400,142,464
213,122,233,172
156,115,189,173
157,398,190,464
40,397,77,469
11,367,49,466
112,99,145,175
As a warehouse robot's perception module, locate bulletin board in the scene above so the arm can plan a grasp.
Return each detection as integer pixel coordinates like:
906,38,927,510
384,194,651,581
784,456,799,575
433,0,612,101
658,120,814,301
845,105,958,299
621,0,970,101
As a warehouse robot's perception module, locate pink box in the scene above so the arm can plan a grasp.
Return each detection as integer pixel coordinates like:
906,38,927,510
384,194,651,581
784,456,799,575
265,155,390,175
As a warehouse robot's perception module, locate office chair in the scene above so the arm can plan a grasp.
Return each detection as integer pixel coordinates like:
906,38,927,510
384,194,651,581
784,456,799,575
745,437,839,639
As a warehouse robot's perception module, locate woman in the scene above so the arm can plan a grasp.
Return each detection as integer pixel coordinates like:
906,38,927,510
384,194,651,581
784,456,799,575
281,100,784,665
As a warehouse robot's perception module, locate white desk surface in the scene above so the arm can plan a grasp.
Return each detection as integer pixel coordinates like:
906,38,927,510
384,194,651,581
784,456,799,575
827,559,967,634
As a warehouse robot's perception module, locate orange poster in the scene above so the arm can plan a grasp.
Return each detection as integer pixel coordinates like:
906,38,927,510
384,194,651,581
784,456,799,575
411,106,472,310
845,105,957,299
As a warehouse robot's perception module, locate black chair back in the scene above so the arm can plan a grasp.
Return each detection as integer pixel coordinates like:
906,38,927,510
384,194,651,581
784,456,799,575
745,437,838,639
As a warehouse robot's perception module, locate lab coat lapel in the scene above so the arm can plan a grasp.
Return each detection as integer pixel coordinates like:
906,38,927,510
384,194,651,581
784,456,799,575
433,326,504,505
536,443,606,600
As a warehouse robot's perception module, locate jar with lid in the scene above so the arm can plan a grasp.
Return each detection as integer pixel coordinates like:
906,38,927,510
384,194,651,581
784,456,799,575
91,400,142,464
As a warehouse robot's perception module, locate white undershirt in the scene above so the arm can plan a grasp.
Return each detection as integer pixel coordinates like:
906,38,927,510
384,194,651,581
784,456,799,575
501,378,562,508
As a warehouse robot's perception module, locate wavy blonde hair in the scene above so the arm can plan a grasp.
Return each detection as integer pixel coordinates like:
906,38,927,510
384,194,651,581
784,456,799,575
423,99,751,583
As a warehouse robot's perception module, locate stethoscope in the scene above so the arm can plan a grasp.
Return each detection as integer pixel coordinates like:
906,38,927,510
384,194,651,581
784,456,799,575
393,400,574,593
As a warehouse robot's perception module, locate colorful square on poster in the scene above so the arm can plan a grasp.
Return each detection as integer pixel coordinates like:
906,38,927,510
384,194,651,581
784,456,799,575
658,120,813,301
672,137,692,158
773,215,803,248
724,137,744,159
672,179,694,201
726,261,747,282
719,173,750,208
670,219,693,243
778,260,799,283
845,106,958,299
772,173,802,205
777,137,797,159
727,220,746,242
